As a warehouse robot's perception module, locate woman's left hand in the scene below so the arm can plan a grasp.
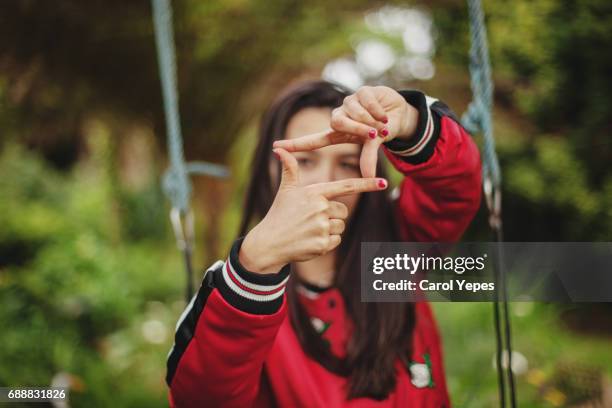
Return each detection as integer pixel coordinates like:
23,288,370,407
273,85,419,178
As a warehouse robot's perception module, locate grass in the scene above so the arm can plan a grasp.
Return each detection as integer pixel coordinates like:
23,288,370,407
434,302,612,407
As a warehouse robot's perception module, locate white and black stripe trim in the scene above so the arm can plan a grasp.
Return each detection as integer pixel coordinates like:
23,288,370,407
222,260,288,302
390,95,437,156
383,90,444,165
166,263,218,386
296,284,321,299
215,237,290,315
295,279,332,299
166,238,290,386
225,255,289,295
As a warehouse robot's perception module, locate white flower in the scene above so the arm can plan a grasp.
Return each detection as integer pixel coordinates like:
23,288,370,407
410,363,431,388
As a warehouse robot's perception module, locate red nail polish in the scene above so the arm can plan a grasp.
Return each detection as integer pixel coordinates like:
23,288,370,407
377,179,387,189
368,129,377,139
381,128,389,137
382,117,388,124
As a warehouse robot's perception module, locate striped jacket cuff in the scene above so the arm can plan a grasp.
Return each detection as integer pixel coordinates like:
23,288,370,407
215,237,290,315
383,90,441,164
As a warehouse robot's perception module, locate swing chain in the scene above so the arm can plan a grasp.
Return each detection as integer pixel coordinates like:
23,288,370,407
169,207,195,301
152,0,229,301
170,207,195,252
483,175,502,231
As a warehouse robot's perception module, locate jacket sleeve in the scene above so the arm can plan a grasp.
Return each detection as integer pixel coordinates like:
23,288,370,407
382,90,482,242
166,237,290,408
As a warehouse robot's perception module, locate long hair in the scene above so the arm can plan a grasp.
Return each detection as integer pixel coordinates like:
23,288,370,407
238,80,415,400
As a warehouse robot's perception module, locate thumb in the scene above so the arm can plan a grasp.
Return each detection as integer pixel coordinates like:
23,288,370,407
273,147,299,188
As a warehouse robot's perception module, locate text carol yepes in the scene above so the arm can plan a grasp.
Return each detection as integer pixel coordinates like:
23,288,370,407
373,279,495,292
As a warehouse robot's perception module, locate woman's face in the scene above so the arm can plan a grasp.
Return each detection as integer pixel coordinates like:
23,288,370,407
284,107,362,217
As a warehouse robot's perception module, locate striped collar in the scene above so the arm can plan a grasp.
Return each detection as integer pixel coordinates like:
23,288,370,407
296,280,332,299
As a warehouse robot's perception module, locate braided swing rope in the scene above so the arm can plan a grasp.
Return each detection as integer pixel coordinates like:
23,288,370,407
461,0,516,407
151,0,229,301
462,0,501,195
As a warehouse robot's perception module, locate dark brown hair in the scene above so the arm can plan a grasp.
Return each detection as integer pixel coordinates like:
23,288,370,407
239,80,415,400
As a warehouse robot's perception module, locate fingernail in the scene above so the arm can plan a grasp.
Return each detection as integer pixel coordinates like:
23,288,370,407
272,149,280,160
380,128,389,137
368,128,377,139
377,178,388,189
382,117,388,124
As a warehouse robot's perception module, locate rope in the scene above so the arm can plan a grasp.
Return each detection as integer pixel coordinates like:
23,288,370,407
462,0,501,191
152,0,230,210
152,0,190,213
461,0,516,406
151,0,229,300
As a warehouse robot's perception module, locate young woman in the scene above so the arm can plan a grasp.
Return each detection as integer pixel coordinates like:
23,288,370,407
166,81,481,407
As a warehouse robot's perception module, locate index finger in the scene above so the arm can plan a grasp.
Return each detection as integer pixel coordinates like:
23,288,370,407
310,177,388,199
360,138,382,178
272,129,360,152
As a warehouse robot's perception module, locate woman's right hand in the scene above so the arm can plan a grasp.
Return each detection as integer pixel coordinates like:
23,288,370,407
239,147,387,275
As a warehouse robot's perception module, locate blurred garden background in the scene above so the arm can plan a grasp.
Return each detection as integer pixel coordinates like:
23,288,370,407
1,0,611,406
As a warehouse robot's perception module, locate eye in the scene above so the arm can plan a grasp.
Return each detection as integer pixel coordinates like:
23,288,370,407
340,161,360,171
297,157,315,168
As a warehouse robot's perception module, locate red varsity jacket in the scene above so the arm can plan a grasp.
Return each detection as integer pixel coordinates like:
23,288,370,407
166,90,482,407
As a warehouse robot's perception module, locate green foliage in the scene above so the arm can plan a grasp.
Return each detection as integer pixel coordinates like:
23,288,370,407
0,0,376,165
1,1,611,406
0,145,182,406
489,0,612,183
434,302,612,407
498,136,612,240
432,0,612,241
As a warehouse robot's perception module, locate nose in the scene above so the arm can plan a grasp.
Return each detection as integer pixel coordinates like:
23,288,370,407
304,157,336,185
321,158,338,183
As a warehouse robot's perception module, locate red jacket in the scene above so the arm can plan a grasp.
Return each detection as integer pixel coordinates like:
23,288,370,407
166,90,482,407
